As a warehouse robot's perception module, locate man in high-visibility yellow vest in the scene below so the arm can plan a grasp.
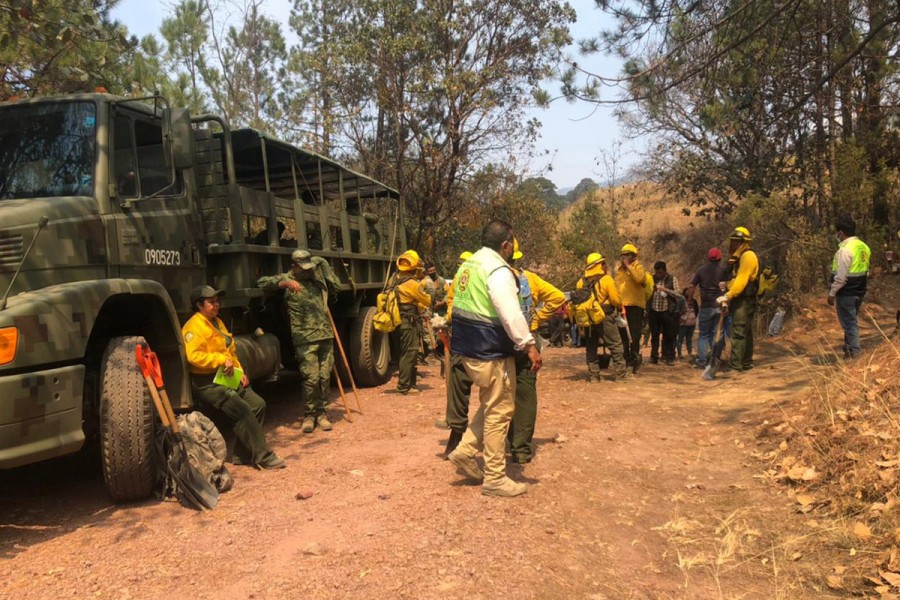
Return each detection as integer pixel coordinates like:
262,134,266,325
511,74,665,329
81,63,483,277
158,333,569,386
447,221,543,497
827,215,871,359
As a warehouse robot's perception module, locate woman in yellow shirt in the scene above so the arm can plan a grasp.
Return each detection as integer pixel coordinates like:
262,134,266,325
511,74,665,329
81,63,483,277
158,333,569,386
182,285,285,469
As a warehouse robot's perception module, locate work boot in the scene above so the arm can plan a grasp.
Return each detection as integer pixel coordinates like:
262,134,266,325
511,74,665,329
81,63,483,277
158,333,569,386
301,416,316,433
257,452,286,470
481,477,528,498
443,429,463,459
317,414,333,431
448,449,484,481
434,418,450,429
511,453,532,465
399,387,420,396
632,355,642,374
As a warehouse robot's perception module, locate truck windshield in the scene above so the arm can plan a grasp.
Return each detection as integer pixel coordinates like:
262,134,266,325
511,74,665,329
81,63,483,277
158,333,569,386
0,101,96,200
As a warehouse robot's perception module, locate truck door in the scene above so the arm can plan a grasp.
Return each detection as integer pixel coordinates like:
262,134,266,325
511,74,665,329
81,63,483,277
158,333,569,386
108,107,204,311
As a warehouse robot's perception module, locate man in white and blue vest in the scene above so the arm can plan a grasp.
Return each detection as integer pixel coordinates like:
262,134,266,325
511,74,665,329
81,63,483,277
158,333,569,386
828,215,871,359
447,220,543,497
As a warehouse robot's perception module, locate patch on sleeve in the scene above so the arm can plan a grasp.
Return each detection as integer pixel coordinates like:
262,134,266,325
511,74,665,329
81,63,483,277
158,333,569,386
184,332,194,343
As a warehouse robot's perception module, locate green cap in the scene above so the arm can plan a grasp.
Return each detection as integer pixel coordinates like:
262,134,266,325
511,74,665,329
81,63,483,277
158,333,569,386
291,250,316,270
190,285,224,305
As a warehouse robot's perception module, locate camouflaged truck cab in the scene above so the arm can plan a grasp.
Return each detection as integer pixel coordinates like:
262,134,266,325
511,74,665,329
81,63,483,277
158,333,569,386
0,94,404,502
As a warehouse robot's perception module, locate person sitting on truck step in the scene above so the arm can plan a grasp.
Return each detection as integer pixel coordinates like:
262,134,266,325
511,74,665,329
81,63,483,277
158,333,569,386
257,250,341,434
182,285,285,470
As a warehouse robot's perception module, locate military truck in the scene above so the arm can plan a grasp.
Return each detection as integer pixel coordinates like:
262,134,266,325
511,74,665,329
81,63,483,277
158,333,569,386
0,93,404,501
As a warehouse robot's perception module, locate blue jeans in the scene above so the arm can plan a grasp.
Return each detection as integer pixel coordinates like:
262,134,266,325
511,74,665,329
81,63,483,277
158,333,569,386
677,325,695,356
696,307,718,364
835,295,863,356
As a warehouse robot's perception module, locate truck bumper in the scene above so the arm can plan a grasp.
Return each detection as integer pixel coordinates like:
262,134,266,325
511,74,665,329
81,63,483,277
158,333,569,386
0,365,86,469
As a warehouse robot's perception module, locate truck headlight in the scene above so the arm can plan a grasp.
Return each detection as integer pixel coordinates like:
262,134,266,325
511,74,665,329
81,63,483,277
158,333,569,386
0,327,18,365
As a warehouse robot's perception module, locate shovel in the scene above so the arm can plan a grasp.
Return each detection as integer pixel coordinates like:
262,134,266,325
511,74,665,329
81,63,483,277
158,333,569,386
135,343,219,510
702,309,728,381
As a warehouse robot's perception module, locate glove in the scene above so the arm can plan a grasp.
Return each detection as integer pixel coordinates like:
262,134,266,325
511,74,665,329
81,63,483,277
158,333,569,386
716,295,729,307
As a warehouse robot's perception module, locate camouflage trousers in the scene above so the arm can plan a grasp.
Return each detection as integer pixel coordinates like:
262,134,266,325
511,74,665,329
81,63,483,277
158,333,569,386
294,339,334,417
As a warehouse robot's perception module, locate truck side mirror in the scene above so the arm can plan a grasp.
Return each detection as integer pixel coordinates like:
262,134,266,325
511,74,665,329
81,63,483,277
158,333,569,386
162,108,194,170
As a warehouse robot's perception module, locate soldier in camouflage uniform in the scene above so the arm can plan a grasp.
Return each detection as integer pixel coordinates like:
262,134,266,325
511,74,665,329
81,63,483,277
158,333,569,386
427,264,449,316
257,250,341,433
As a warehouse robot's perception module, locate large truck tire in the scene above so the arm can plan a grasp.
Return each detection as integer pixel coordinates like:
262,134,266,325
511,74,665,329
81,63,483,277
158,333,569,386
99,335,156,502
349,306,391,386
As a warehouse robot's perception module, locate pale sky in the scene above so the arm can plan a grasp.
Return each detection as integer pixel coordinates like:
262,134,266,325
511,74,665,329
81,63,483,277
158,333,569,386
112,0,641,191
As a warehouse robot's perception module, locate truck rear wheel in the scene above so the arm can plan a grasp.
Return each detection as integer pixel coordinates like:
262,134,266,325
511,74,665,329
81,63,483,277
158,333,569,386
99,336,156,502
349,306,391,386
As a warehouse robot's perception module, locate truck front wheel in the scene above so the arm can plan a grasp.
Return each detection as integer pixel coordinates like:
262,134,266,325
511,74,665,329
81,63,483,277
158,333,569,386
349,306,391,386
99,336,157,502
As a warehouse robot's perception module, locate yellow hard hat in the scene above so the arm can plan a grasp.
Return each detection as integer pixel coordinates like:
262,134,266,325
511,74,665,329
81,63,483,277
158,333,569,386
459,251,473,261
397,250,422,272
586,252,604,266
730,227,752,242
511,238,523,261
620,243,638,255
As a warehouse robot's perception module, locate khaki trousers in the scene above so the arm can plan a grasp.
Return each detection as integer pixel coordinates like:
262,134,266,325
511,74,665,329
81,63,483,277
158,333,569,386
455,356,516,484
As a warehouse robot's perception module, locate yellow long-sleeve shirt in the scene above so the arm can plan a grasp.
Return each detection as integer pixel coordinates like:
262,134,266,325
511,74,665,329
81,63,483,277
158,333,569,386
726,250,759,299
445,270,462,320
397,275,432,312
522,269,565,331
577,267,622,309
615,259,647,307
182,311,243,376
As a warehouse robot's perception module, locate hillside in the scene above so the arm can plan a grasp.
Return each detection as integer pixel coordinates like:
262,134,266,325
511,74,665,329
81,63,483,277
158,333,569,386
561,181,732,282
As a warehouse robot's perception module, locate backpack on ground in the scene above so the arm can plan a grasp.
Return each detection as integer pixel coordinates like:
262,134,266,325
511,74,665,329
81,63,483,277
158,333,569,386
172,411,233,496
374,277,402,333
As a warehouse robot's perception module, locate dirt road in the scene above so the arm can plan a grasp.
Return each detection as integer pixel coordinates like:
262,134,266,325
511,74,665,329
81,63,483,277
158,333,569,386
1,336,832,599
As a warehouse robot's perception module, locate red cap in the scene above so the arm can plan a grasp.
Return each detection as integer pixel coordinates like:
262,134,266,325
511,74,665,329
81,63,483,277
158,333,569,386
707,248,722,261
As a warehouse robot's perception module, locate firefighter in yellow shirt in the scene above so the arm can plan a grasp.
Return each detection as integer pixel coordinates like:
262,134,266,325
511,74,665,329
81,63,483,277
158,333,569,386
716,227,760,371
392,250,432,394
507,243,565,463
182,286,285,469
615,243,648,373
578,253,627,380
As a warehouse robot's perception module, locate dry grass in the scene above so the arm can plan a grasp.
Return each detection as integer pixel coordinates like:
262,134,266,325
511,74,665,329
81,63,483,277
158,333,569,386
753,307,900,596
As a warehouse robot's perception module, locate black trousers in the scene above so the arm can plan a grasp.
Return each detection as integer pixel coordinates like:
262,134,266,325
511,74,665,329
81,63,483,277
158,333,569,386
618,306,645,365
648,309,678,361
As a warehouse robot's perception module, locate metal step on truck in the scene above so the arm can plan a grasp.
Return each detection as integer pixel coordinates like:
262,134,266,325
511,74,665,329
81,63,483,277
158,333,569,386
0,92,404,502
